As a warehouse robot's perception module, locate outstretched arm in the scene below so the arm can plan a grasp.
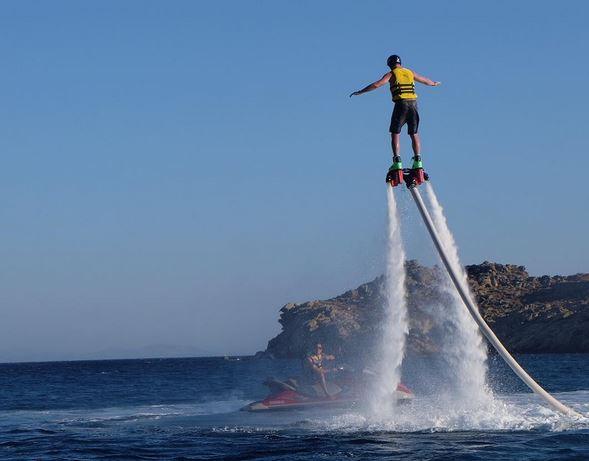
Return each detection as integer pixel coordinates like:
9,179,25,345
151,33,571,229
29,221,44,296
350,72,392,97
413,71,441,87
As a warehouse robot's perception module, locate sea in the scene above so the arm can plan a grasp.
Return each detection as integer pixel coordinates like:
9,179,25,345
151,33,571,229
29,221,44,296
1,354,588,460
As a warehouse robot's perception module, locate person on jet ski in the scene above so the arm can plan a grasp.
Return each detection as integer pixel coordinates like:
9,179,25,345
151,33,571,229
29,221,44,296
304,343,336,398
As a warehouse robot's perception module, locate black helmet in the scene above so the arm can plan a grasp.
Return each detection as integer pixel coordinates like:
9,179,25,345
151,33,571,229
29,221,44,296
387,54,402,68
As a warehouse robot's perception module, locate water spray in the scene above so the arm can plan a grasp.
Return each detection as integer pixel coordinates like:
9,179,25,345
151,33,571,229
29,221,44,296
409,185,581,418
371,187,409,416
423,183,490,402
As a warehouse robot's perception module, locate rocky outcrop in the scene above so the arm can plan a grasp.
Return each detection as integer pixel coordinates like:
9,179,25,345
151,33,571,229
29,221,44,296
467,262,589,353
265,261,589,359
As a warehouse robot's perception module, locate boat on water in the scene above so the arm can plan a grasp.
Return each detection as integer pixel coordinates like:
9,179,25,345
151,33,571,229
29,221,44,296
242,368,413,412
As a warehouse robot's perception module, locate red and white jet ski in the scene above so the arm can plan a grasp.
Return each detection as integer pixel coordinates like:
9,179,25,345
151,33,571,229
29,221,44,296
242,369,413,412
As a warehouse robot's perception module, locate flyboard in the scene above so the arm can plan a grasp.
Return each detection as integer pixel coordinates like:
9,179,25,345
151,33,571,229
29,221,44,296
388,167,581,418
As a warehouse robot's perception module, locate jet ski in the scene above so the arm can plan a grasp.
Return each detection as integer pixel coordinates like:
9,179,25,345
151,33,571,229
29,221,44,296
241,368,413,412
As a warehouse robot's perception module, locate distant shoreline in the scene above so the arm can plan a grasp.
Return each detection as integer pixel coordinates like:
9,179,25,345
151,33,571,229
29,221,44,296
0,354,250,366
4,351,589,367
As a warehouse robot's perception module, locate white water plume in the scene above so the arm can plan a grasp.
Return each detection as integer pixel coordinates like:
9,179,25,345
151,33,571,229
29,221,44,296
423,183,491,405
370,187,409,418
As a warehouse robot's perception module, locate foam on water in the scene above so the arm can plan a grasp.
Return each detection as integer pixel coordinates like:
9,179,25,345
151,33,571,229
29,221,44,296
303,391,589,433
0,399,251,427
370,188,409,418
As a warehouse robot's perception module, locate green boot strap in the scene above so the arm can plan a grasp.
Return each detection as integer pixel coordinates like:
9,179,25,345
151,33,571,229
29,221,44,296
391,157,403,170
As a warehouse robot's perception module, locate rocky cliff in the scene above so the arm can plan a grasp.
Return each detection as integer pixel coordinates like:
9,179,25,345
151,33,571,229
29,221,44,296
264,261,589,359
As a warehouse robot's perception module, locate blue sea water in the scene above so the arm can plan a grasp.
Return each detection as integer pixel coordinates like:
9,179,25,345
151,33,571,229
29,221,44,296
1,354,588,460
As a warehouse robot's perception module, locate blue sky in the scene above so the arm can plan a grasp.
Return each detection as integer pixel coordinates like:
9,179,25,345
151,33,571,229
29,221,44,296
0,1,587,361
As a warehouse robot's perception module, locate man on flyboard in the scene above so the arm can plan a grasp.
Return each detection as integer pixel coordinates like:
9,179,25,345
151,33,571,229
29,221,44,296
350,55,440,187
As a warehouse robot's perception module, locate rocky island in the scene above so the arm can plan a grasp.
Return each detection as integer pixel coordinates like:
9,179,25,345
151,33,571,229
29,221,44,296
263,261,589,359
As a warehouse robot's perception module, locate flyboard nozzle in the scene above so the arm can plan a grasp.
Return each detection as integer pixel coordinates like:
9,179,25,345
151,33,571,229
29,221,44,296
386,168,429,189
386,169,404,187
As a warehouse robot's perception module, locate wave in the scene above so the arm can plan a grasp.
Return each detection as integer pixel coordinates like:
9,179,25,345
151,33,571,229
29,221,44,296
0,398,250,427
297,391,589,433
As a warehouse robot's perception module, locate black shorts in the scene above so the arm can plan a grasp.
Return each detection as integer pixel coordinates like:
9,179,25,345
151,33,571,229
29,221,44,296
389,100,419,134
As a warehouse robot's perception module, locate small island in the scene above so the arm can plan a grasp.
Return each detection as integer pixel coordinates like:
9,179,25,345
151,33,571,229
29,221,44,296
263,261,589,360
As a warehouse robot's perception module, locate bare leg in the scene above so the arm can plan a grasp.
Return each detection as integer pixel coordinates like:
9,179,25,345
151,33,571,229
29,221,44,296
409,133,421,157
391,134,401,159
314,368,331,398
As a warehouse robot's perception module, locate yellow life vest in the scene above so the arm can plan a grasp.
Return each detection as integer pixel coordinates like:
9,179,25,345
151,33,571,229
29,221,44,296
391,67,417,101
